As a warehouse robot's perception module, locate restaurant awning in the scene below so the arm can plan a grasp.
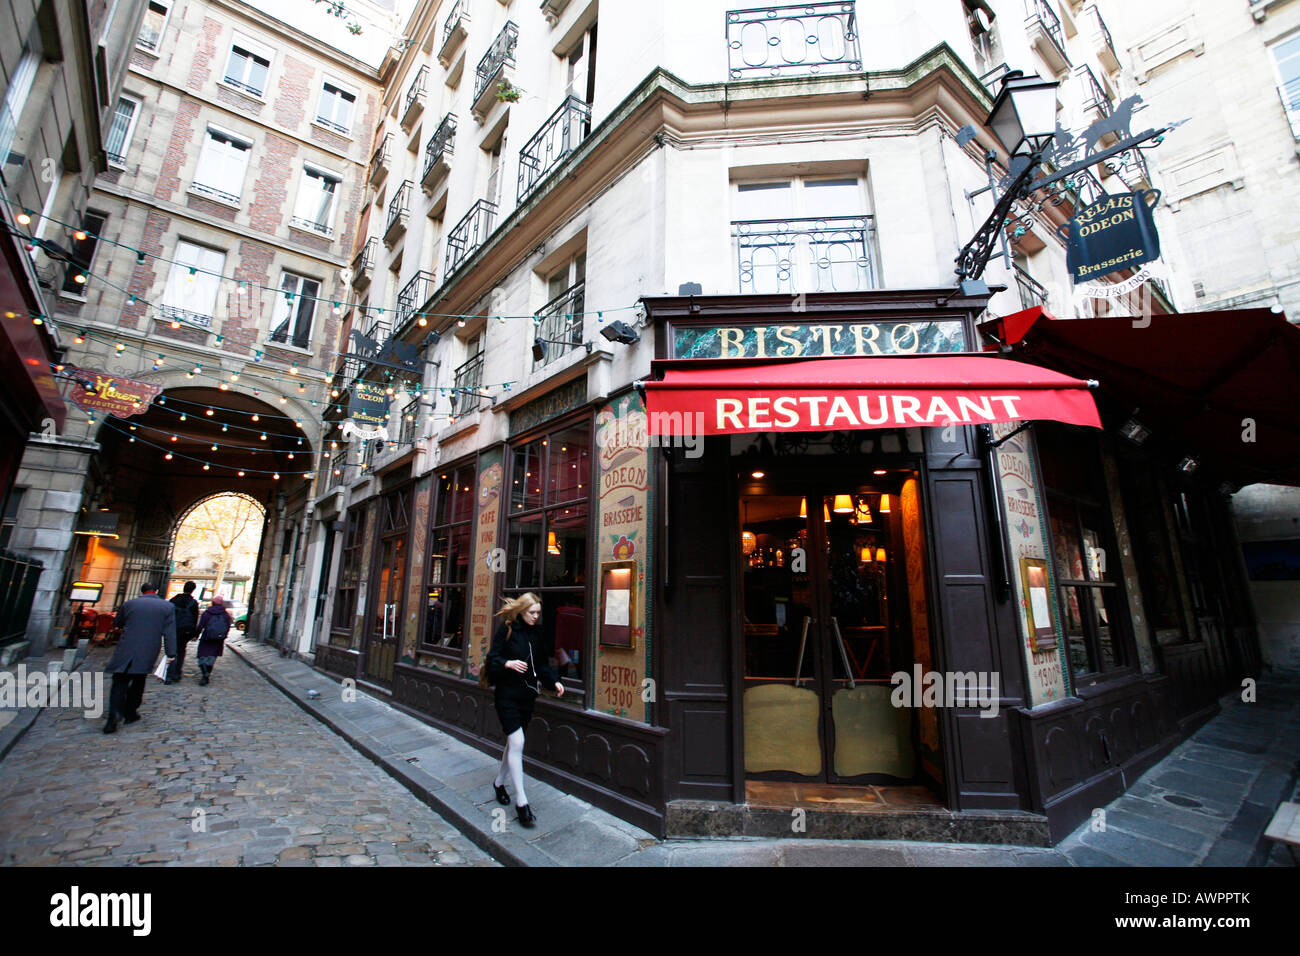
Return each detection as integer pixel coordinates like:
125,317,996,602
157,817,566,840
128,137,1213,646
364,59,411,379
642,354,1101,436
978,306,1300,487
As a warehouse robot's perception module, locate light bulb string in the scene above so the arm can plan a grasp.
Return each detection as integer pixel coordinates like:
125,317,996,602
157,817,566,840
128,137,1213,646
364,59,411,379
93,416,311,477
2,195,639,323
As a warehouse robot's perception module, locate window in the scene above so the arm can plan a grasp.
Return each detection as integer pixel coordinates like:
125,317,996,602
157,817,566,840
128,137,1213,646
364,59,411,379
269,272,320,349
291,166,340,235
424,464,476,654
192,126,251,204
732,176,877,294
0,488,23,549
224,37,272,97
452,329,484,412
137,0,169,52
1271,32,1300,139
317,81,356,134
104,96,140,166
162,241,225,327
564,22,598,107
0,40,42,163
1037,425,1132,681
60,212,107,295
505,422,591,685
332,505,368,640
533,252,585,368
484,131,507,207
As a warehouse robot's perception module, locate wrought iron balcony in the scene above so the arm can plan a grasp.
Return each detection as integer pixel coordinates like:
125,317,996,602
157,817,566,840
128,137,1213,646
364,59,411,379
1280,76,1300,140
732,216,876,295
190,181,240,205
473,21,519,105
517,96,591,203
1015,265,1049,311
1025,0,1070,74
979,62,1013,95
106,150,126,166
384,180,412,245
290,215,333,237
351,238,377,289
399,409,418,445
396,270,434,327
422,113,457,191
159,305,213,329
453,351,484,414
369,133,392,187
1086,4,1119,73
363,308,391,344
1078,64,1111,118
402,65,429,130
439,0,470,66
444,199,497,275
725,3,862,80
532,282,585,367
1112,148,1152,191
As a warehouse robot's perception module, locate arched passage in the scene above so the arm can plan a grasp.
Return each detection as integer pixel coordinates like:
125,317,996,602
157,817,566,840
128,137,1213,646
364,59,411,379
168,493,267,618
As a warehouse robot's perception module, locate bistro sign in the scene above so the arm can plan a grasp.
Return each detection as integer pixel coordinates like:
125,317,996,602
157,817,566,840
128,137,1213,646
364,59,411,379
1060,190,1162,283
68,371,161,417
671,319,967,360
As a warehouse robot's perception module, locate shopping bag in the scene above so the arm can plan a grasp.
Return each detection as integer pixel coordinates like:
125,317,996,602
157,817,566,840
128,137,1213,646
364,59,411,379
152,652,170,681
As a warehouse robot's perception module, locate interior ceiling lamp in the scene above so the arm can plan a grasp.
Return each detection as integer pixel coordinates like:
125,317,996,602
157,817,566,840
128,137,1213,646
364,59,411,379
741,530,757,555
875,547,887,563
878,494,891,514
823,502,831,523
1119,417,1151,445
860,546,873,563
547,530,561,555
833,494,854,513
599,320,640,345
799,497,807,519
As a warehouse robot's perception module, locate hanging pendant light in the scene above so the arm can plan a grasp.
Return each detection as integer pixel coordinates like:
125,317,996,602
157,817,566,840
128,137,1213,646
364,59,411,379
860,546,873,563
799,497,807,518
823,502,831,523
833,494,854,513
879,494,891,514
875,547,887,563
741,530,757,555
547,531,561,555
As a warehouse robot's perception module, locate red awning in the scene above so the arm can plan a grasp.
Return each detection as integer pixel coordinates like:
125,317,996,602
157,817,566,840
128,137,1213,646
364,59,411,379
643,355,1101,436
979,306,1300,487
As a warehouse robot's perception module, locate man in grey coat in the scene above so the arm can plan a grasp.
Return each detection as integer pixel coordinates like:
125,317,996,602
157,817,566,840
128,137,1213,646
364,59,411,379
104,583,177,734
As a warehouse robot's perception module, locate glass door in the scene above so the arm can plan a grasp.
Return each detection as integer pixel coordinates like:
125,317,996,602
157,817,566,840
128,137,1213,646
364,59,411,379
364,488,410,685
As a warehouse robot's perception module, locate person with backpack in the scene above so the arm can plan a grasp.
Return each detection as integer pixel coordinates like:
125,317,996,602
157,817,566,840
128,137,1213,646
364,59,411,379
194,594,234,686
165,581,200,684
483,593,563,828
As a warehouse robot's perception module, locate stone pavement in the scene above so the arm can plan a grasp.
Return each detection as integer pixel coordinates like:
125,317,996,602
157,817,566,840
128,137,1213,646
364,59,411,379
225,635,1300,867
0,646,494,866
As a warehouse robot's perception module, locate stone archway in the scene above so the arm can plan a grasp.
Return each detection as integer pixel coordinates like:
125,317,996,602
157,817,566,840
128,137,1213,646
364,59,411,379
168,492,267,619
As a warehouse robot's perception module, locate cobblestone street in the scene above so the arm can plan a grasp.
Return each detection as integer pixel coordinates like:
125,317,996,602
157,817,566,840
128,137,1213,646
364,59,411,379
0,650,495,867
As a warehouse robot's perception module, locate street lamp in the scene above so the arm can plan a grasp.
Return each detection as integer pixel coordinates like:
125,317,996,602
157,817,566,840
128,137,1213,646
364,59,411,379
986,71,1060,158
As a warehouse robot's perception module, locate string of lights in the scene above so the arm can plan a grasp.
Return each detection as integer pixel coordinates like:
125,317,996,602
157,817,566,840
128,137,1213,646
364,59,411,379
94,415,314,479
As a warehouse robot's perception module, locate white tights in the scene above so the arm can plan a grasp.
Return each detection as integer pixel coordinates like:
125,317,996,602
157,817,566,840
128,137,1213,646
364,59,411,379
494,728,528,807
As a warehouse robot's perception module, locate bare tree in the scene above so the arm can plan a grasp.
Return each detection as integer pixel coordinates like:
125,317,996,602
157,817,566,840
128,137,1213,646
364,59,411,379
175,495,261,597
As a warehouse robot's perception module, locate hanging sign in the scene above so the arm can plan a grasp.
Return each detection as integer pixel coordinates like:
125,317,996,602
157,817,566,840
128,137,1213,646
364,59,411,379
1060,190,1162,283
349,381,390,427
68,371,161,417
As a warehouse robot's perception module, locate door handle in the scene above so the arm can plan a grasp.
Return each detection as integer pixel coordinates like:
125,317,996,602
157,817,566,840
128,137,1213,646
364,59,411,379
831,617,856,689
794,616,814,687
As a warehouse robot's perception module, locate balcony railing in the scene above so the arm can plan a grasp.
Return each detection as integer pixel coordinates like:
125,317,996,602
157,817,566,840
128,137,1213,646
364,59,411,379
732,216,876,294
1015,266,1049,311
369,133,392,186
385,180,412,243
402,65,429,128
1079,64,1111,116
444,199,497,275
474,21,519,102
533,282,585,367
1113,148,1152,191
362,309,391,344
725,3,862,80
399,410,418,445
190,181,240,205
1086,4,1118,70
453,351,484,414
423,113,457,184
1026,0,1069,67
352,237,377,276
517,96,591,203
1281,76,1300,140
159,305,214,329
396,270,434,327
290,215,334,236
443,0,468,42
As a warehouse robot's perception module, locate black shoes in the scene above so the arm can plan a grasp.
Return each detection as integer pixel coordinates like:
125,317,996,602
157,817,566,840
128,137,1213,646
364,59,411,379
516,804,536,828
102,717,117,734
494,784,511,806
123,713,141,724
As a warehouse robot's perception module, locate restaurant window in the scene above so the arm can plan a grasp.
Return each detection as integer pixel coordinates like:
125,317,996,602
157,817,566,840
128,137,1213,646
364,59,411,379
424,463,476,656
332,506,368,638
505,422,591,686
731,175,877,294
1038,425,1132,680
1117,454,1193,646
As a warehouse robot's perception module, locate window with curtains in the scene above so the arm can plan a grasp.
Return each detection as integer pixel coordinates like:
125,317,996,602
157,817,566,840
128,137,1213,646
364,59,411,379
137,1,170,51
224,38,272,97
423,463,476,657
192,126,252,204
60,212,107,295
1037,425,1133,681
505,421,592,686
268,272,320,348
104,96,140,166
332,505,368,639
161,241,225,326
291,166,341,235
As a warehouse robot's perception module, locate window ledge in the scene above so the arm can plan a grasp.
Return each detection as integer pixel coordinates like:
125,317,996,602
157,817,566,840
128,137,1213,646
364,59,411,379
107,159,128,172
57,291,88,303
217,80,268,105
288,219,335,241
262,339,315,356
311,119,353,140
133,44,160,59
186,186,242,210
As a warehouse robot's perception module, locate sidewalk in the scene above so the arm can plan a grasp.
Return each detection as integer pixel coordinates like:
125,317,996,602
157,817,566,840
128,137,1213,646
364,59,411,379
228,637,1300,866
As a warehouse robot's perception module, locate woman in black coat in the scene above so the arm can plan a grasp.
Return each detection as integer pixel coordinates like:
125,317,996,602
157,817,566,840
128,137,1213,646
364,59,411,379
195,595,234,686
485,592,563,827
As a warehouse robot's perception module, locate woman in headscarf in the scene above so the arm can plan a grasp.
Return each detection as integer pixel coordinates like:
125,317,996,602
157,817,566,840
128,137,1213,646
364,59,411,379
485,593,563,827
194,594,234,686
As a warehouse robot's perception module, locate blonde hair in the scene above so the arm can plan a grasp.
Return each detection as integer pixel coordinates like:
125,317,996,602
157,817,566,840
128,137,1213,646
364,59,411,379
496,592,542,622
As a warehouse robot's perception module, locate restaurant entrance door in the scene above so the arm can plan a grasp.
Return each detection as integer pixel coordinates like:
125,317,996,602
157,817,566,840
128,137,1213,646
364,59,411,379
363,486,410,686
739,466,936,786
